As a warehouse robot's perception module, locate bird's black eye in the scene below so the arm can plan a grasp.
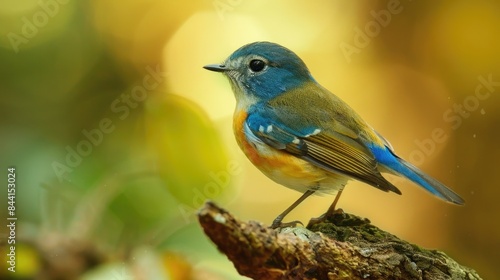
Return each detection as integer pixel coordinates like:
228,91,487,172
249,59,266,72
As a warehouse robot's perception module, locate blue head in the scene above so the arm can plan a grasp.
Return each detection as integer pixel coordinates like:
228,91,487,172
204,42,314,101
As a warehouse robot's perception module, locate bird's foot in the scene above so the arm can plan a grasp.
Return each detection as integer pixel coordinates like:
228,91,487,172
270,219,304,229
307,208,344,228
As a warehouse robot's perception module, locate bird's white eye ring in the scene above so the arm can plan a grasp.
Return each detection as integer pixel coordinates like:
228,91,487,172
249,59,266,72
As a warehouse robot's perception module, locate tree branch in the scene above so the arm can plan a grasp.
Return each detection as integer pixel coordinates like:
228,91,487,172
197,201,481,280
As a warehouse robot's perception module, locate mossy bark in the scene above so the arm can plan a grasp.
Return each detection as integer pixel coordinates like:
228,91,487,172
198,201,481,280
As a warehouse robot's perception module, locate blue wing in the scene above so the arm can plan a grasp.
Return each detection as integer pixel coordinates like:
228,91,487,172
245,104,401,194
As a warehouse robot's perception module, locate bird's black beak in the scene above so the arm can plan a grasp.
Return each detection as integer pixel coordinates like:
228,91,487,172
203,64,228,72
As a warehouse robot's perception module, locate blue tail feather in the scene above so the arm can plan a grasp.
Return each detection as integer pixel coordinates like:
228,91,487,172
370,145,465,205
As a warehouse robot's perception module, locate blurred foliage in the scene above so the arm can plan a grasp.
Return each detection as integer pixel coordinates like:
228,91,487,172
145,95,233,213
0,1,499,279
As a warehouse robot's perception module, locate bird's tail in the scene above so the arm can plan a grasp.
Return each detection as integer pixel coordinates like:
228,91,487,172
384,155,465,205
369,142,465,204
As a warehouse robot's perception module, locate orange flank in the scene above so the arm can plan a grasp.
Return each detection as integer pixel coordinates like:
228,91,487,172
233,109,326,187
233,110,263,165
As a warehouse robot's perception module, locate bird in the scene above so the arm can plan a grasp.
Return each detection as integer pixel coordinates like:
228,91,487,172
203,41,464,228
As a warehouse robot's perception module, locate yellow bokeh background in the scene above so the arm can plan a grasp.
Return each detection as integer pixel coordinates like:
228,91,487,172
1,1,499,279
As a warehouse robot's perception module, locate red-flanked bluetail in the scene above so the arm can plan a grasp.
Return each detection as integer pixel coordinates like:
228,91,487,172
204,42,464,228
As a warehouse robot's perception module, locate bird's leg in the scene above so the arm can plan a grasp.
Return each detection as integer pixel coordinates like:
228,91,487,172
271,190,315,229
307,190,344,227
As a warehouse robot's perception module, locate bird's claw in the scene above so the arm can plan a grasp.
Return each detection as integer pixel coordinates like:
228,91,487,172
307,208,344,227
270,219,304,229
